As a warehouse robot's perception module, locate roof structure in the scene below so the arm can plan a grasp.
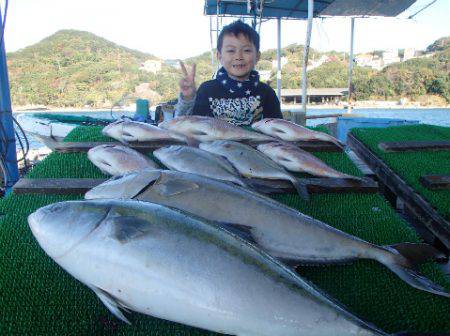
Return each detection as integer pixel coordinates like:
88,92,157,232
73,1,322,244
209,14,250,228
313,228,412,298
204,0,417,20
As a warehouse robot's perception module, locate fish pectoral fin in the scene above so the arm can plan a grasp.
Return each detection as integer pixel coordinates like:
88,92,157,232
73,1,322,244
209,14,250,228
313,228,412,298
214,222,257,245
107,215,153,243
153,177,200,197
89,285,131,324
122,132,137,142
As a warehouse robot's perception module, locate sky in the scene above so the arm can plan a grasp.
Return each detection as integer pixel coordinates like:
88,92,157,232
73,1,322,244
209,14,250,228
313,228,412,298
2,0,449,59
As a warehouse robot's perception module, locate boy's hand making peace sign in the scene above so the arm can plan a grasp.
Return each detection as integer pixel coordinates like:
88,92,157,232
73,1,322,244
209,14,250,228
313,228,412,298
179,60,196,101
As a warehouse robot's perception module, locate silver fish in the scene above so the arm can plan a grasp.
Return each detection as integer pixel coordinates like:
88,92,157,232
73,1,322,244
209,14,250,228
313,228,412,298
102,119,185,144
87,144,159,176
252,118,344,147
153,145,247,187
86,169,449,298
257,142,361,179
158,115,275,142
199,140,309,200
29,198,389,335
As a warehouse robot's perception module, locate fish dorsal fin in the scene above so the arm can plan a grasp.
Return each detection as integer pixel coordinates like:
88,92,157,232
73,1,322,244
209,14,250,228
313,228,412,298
107,215,153,243
213,222,257,245
152,176,200,197
89,285,131,324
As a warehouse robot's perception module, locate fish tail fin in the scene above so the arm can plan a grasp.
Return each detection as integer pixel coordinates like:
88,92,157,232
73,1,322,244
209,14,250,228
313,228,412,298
292,178,310,201
380,244,450,298
185,136,200,148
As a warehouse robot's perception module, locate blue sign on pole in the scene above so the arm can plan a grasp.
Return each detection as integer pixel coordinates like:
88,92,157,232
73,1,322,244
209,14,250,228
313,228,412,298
0,6,19,193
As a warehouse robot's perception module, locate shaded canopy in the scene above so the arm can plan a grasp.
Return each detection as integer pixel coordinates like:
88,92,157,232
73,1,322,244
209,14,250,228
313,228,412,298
204,0,417,19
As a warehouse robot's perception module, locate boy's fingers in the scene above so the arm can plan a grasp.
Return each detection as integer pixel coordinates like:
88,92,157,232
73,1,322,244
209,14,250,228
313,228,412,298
190,63,196,80
179,60,188,77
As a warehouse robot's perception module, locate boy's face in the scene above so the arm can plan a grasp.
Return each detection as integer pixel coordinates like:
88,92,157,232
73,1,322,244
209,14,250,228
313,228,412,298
217,33,260,81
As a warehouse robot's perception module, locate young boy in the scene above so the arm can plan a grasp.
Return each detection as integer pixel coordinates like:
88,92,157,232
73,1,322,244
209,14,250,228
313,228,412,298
175,20,282,125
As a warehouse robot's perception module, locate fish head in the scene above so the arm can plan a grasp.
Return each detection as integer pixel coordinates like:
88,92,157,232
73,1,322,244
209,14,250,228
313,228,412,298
158,117,182,130
251,118,274,131
86,169,163,200
102,120,125,140
153,145,183,162
28,200,109,259
87,144,123,175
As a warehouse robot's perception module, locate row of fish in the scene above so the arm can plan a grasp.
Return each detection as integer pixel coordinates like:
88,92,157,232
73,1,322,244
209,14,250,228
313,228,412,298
92,118,361,200
103,115,344,146
29,168,449,335
28,116,448,335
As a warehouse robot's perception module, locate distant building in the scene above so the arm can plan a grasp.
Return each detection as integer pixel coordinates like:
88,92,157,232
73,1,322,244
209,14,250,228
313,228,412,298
308,55,330,71
355,54,373,67
402,48,416,61
140,60,162,74
281,88,348,104
382,49,400,67
164,59,181,70
355,53,383,70
271,56,288,69
259,70,272,82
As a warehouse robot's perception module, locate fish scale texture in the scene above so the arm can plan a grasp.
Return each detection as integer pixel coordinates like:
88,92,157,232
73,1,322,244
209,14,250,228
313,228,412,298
351,124,450,221
0,125,449,334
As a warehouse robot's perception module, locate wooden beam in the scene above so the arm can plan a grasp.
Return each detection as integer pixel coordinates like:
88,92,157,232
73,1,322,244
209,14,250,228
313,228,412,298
420,175,450,190
249,177,378,194
13,176,376,196
348,133,450,250
55,140,343,153
13,178,107,194
55,141,184,153
378,140,450,152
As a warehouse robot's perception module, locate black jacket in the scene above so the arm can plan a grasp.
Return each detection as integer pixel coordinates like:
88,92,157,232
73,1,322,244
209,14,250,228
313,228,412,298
192,79,282,125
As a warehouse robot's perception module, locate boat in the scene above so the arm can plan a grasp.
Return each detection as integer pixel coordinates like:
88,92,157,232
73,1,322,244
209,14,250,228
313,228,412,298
15,113,112,150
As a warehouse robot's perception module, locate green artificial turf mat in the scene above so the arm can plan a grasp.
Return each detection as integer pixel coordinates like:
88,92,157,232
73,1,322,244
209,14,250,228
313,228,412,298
1,124,449,334
351,124,450,221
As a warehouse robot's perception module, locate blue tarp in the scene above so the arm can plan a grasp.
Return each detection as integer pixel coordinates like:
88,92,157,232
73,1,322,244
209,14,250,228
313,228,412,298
204,0,417,20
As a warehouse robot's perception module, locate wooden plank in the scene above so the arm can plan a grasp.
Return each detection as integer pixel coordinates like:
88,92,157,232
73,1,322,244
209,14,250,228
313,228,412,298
248,177,378,194
379,140,450,152
13,178,107,194
12,176,376,196
347,133,450,250
420,175,450,190
55,141,184,153
56,140,342,153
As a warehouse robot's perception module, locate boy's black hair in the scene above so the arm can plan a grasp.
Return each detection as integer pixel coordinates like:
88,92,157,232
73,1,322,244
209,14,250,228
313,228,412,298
217,20,260,53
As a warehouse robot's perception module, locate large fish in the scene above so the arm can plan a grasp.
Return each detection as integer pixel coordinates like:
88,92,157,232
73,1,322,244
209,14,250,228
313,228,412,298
252,118,344,148
87,144,159,176
199,140,309,200
102,119,185,144
86,169,449,298
158,115,275,143
258,142,361,180
153,145,248,187
29,198,390,335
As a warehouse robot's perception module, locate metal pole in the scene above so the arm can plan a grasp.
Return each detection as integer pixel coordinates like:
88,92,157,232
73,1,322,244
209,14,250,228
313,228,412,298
0,7,19,192
296,0,313,124
276,18,281,100
209,16,215,71
347,17,355,112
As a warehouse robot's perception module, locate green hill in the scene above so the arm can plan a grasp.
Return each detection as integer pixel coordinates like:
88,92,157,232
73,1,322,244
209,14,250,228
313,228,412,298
8,30,173,107
7,30,450,107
